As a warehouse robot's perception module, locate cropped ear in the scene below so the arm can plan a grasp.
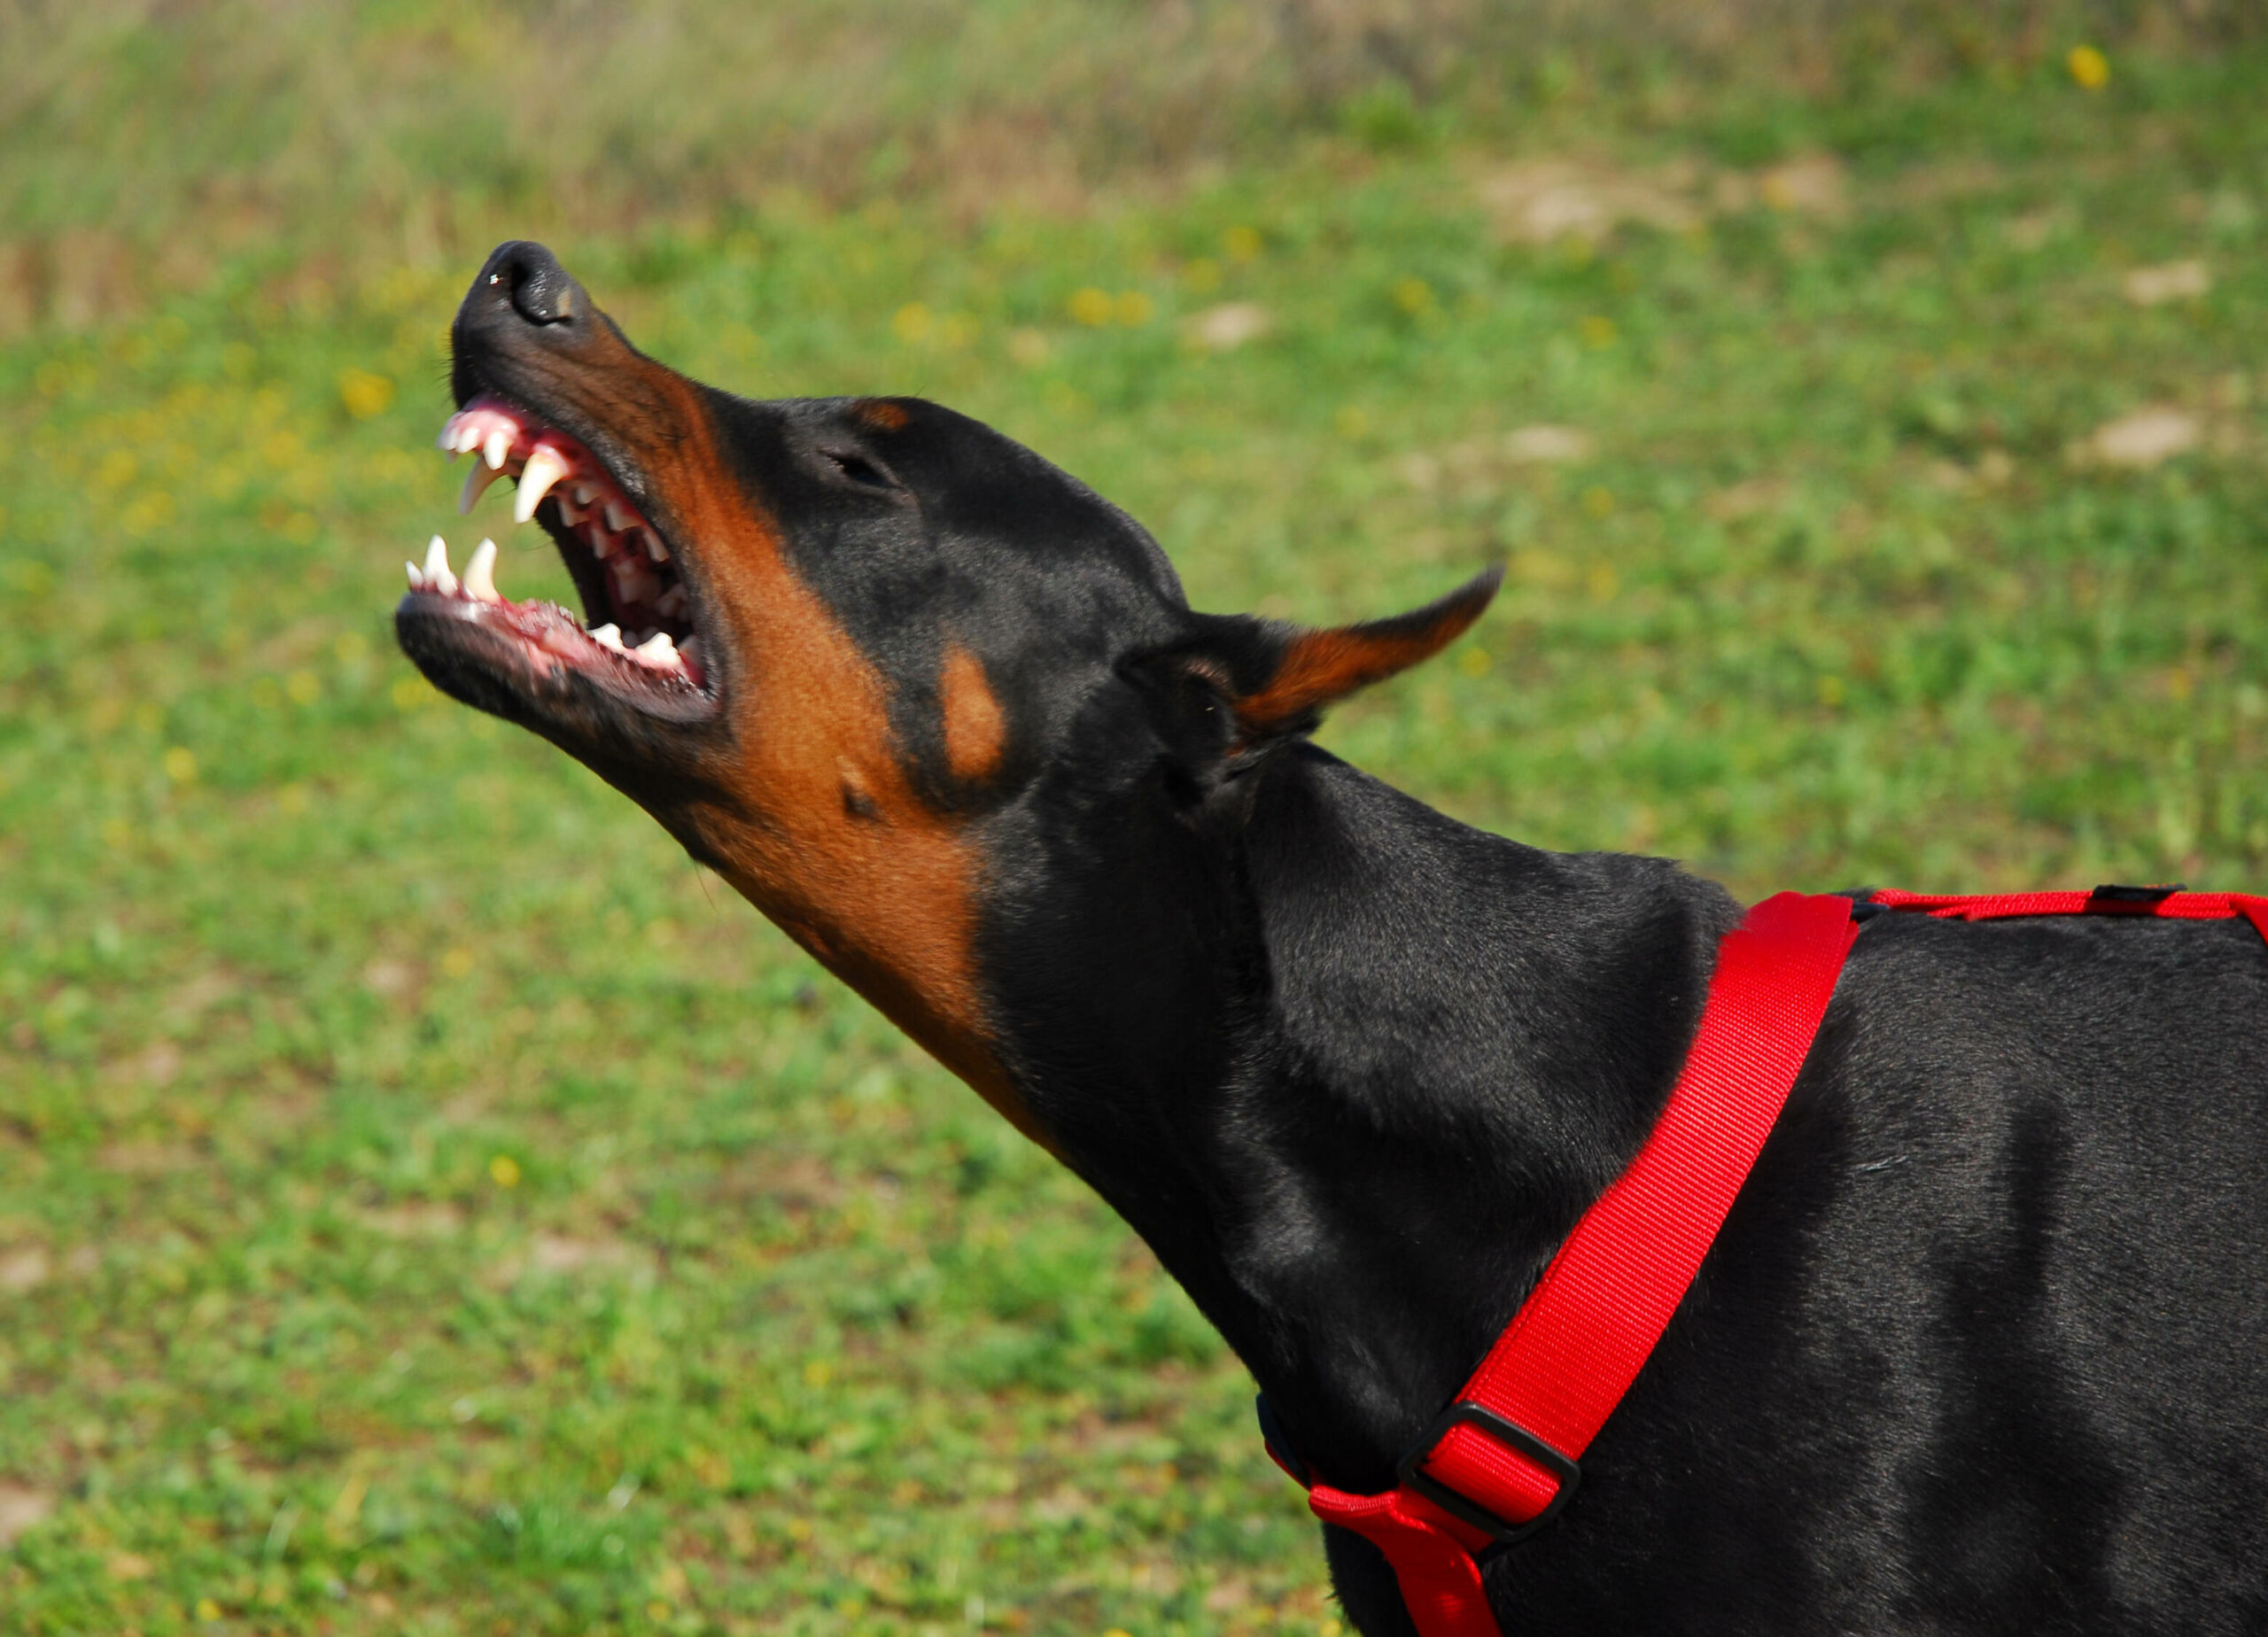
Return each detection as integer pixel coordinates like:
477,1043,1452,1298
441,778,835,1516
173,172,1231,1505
1226,565,1503,740
1140,566,1503,760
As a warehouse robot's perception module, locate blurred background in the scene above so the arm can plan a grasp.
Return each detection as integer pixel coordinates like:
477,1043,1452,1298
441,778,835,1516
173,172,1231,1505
3,3,2263,1632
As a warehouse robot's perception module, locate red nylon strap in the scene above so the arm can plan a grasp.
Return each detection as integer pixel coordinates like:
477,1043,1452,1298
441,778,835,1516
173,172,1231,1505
1870,887,2268,946
1307,891,1860,1637
1298,883,2268,1637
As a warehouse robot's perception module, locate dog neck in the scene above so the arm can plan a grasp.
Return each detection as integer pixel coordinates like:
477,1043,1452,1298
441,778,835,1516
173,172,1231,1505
985,741,1738,1492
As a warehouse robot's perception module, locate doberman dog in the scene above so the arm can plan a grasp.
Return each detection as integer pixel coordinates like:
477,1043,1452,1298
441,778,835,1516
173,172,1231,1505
396,242,2268,1635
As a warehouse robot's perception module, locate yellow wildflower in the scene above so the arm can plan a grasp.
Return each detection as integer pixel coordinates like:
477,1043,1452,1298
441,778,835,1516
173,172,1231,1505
338,369,395,419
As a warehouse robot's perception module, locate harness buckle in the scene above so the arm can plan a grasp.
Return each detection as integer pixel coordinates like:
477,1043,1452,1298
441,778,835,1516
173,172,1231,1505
1396,1400,1581,1548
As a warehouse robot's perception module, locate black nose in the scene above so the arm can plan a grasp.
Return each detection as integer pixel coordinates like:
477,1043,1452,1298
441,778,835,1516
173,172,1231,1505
470,240,584,327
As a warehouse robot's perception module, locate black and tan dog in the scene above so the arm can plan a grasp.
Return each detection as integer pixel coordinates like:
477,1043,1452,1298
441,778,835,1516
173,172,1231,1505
397,242,2268,1635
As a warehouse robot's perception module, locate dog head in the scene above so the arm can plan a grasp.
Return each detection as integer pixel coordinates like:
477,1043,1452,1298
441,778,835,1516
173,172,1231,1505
396,241,1499,1142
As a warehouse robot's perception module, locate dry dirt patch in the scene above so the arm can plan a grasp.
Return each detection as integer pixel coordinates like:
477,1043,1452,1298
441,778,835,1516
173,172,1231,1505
0,1481,55,1548
2077,407,2202,469
1477,153,1849,246
2123,260,2211,306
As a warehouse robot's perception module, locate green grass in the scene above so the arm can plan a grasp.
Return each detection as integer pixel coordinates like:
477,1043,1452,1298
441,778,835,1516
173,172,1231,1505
4,31,2268,1637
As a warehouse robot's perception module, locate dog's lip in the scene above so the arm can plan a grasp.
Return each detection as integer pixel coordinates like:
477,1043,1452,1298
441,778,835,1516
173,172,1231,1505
397,392,722,718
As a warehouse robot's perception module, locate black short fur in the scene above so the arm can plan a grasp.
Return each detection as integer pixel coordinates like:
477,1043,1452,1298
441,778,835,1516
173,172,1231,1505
1003,745,2268,1635
404,243,2268,1637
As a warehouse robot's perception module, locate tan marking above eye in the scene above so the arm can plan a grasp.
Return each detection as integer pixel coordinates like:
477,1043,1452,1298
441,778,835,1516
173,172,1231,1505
853,399,910,431
939,644,1006,786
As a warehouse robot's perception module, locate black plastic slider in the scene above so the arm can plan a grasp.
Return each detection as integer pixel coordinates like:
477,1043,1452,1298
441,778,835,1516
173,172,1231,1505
1396,1400,1581,1548
2087,883,2183,912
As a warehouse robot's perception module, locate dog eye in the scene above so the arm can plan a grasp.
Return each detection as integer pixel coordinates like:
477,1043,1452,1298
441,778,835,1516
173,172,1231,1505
823,450,895,489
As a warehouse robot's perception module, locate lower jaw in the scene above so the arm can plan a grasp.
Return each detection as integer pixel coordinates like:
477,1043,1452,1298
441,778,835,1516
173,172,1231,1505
397,590,721,724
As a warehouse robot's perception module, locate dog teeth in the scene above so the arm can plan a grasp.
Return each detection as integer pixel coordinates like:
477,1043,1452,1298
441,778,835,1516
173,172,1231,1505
406,560,425,589
422,535,458,597
515,445,571,524
460,460,501,515
618,559,663,609
426,403,690,649
462,538,501,602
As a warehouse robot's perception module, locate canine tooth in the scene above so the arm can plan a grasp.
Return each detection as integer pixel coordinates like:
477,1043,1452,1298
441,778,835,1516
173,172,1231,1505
656,586,687,617
483,427,513,470
603,499,633,532
591,623,625,651
463,538,501,602
423,535,458,597
641,529,669,562
406,560,424,589
633,631,678,665
460,460,502,514
515,445,571,524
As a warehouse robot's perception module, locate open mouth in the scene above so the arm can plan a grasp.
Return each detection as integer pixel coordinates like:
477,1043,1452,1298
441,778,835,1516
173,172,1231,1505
399,394,712,705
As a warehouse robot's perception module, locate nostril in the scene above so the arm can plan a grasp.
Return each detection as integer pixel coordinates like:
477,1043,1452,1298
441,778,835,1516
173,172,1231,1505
485,243,577,327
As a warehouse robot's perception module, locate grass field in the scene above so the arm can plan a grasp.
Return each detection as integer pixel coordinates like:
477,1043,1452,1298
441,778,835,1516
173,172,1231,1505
4,18,2267,1636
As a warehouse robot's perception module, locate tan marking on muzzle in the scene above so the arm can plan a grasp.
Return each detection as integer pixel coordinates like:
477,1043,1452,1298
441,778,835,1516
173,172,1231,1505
566,356,1051,1151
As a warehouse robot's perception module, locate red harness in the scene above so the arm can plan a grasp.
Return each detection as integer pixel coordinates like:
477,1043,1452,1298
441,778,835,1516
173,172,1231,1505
1265,885,2268,1637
